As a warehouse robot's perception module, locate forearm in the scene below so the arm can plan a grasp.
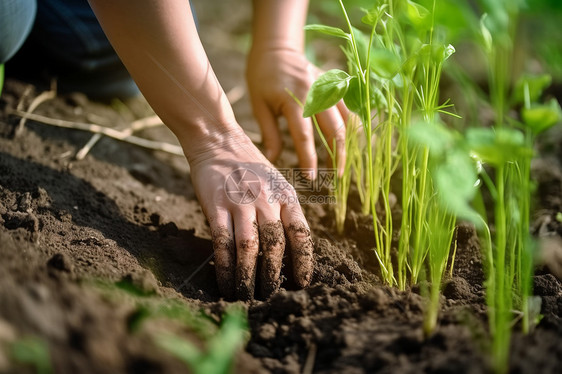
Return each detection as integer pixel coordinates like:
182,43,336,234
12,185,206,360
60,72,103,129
250,0,309,53
88,0,240,161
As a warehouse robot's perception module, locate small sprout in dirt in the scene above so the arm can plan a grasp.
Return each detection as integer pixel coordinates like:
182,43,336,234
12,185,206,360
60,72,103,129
556,212,562,223
156,307,248,374
11,337,52,374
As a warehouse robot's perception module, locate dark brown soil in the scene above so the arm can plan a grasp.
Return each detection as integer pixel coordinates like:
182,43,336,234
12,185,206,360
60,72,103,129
1,2,562,373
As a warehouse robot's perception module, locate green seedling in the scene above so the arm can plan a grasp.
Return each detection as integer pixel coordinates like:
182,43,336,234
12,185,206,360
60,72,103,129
11,337,52,374
410,120,479,335
288,87,354,234
305,0,461,296
156,307,248,374
467,125,533,374
94,279,248,373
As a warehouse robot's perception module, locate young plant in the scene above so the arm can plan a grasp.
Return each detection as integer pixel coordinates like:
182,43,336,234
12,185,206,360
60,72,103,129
304,1,398,284
409,120,480,335
287,87,355,234
474,1,560,371
155,307,248,374
304,1,461,296
10,337,52,374
466,126,533,374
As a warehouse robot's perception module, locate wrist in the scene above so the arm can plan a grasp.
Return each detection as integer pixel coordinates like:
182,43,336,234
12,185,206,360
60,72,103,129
250,0,308,55
177,124,253,166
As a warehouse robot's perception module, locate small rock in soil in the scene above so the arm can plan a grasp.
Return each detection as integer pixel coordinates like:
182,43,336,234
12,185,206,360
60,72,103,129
3,211,39,232
17,192,33,212
534,274,562,296
257,323,277,341
119,269,159,295
158,221,179,237
269,289,309,318
47,253,74,274
443,277,473,301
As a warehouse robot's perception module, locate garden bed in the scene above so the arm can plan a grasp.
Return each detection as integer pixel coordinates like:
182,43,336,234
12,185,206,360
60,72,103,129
1,1,562,373
1,75,562,374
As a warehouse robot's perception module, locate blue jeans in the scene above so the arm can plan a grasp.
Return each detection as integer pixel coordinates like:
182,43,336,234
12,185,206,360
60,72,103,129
1,0,139,99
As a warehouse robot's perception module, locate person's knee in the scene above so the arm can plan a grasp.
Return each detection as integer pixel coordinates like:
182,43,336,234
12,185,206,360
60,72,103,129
0,0,37,64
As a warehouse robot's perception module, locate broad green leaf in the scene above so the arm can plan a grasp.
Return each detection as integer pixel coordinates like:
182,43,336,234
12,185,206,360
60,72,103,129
304,69,352,117
512,74,552,105
434,149,481,224
304,24,350,40
156,308,247,374
406,0,431,31
408,120,455,156
343,77,362,114
361,4,388,26
521,98,562,135
11,338,52,374
352,26,370,69
370,84,388,110
418,43,456,65
466,127,532,165
370,49,401,79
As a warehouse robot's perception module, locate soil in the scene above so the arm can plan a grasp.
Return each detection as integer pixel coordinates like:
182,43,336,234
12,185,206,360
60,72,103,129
1,1,562,373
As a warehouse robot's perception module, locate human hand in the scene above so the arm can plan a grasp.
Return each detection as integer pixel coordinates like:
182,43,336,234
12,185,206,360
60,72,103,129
246,48,351,176
182,128,314,300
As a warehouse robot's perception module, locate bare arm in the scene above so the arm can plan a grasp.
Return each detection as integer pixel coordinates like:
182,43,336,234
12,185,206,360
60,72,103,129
88,0,314,299
248,0,349,175
88,0,238,158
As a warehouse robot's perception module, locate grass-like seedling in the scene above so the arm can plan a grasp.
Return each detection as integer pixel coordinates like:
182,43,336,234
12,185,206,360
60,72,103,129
305,1,560,368
409,120,479,335
155,307,248,374
467,1,561,371
305,0,462,330
305,1,400,284
10,337,52,374
95,279,248,374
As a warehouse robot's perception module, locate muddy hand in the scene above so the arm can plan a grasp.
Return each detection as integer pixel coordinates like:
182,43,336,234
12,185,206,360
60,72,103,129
186,128,314,300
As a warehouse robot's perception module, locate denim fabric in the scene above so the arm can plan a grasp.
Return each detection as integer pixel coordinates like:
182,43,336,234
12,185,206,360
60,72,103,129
0,0,37,64
2,0,198,100
3,0,139,99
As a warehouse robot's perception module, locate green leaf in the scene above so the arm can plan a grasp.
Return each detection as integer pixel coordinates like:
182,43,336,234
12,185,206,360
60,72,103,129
304,69,352,117
361,4,388,26
512,74,552,105
434,149,481,224
406,0,431,31
156,334,203,368
466,127,533,165
304,24,350,40
370,49,401,79
408,120,455,156
343,77,362,114
418,43,456,65
521,98,562,135
156,307,247,374
11,338,52,374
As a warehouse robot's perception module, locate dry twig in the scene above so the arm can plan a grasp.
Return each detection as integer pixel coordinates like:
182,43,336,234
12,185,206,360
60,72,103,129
16,89,56,136
8,109,184,156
